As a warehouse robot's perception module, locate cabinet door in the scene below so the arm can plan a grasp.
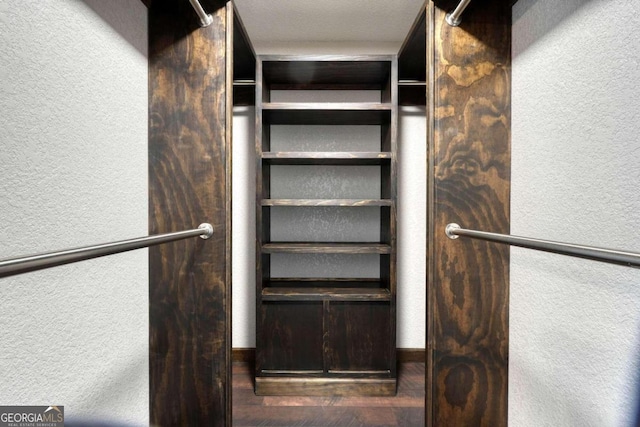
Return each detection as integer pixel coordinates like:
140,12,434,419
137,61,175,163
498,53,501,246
327,301,391,372
258,301,324,372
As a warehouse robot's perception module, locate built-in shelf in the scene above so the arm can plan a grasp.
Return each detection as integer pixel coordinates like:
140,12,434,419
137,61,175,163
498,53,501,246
262,57,392,87
262,103,392,125
265,278,386,287
398,5,426,106
262,287,391,302
261,199,392,207
262,242,392,254
262,151,392,165
232,5,256,107
255,55,397,396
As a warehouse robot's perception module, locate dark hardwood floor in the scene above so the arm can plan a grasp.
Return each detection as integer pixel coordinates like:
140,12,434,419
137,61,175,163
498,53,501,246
232,361,425,426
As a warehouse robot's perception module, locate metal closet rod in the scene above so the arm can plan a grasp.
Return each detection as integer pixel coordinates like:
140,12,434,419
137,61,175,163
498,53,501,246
445,223,640,268
189,0,213,27
0,223,214,279
446,0,472,27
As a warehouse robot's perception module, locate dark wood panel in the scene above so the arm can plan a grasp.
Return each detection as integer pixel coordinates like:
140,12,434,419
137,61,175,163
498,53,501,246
398,3,427,82
258,302,324,372
261,199,393,207
262,56,393,86
232,2,255,82
255,377,397,397
263,242,392,254
262,287,391,302
148,1,231,426
233,83,255,106
263,105,392,125
399,84,427,106
427,1,511,425
327,302,393,373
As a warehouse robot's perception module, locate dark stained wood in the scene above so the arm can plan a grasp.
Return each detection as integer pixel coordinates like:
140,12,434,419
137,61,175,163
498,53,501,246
397,349,426,363
398,3,427,82
233,83,255,106
258,302,324,372
256,56,398,398
262,242,392,254
261,199,393,207
327,302,393,373
426,0,511,425
232,2,255,82
262,287,392,302
231,3,256,106
262,56,392,87
256,377,397,397
262,151,392,165
263,103,392,125
148,0,231,425
233,348,425,364
399,83,427,106
398,4,426,106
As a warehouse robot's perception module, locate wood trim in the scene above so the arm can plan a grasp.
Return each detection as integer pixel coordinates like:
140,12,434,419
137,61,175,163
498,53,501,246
233,348,424,363
255,377,397,397
397,349,426,363
427,0,511,425
425,3,436,426
225,3,234,426
148,2,231,425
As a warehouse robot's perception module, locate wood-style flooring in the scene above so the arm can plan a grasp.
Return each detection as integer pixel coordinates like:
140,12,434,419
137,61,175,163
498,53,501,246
232,361,425,426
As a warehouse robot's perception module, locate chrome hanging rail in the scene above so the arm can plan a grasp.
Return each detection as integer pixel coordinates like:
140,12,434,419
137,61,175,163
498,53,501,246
445,223,640,268
446,0,472,27
0,223,214,279
189,0,213,27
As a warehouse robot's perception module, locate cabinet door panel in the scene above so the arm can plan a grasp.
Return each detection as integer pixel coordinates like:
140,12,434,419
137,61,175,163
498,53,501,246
327,301,391,372
259,301,323,371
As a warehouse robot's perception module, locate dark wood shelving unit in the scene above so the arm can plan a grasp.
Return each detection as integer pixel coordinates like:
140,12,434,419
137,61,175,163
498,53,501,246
255,55,398,396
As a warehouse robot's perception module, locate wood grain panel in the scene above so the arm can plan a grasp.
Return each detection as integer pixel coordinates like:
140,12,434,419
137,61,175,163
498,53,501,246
148,1,231,425
327,302,392,372
427,0,511,425
258,302,324,372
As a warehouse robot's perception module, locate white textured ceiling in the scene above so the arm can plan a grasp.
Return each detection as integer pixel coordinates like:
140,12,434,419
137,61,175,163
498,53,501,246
233,0,425,53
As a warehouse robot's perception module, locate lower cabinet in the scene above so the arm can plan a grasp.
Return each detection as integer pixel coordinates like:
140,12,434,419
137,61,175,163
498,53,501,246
256,300,396,396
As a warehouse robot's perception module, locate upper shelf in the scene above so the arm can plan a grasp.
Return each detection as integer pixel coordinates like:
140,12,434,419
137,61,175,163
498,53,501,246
398,4,426,83
262,103,392,125
260,55,393,88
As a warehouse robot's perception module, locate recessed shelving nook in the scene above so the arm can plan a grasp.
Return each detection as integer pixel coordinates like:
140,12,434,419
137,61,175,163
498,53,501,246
255,55,398,396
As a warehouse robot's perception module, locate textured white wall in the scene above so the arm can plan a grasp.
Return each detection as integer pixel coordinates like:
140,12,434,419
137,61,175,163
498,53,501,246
0,0,148,424
511,0,640,425
232,100,426,349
